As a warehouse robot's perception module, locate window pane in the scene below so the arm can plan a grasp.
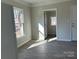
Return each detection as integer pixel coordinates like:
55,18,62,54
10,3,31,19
15,24,24,38
51,17,56,25
13,7,24,38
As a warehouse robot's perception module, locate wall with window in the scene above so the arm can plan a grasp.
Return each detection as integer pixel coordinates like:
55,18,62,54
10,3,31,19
32,0,77,41
13,4,31,47
2,0,32,47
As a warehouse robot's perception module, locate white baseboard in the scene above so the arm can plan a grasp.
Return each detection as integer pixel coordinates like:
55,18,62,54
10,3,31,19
57,39,71,41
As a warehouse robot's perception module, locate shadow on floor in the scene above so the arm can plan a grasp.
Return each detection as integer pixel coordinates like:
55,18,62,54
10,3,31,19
45,34,56,40
18,37,57,50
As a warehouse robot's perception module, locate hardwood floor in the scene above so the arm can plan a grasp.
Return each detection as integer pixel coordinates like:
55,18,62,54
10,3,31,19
18,40,77,59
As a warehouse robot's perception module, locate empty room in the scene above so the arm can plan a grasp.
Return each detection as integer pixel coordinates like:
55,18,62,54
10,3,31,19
1,0,77,59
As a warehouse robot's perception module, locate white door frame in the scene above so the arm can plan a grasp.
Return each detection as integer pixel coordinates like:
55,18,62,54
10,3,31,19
41,8,57,39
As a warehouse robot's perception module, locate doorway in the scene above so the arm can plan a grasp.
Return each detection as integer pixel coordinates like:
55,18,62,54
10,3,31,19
44,9,57,40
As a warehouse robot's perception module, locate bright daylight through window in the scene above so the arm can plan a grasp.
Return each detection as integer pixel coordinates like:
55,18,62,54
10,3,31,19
51,17,56,25
13,7,24,38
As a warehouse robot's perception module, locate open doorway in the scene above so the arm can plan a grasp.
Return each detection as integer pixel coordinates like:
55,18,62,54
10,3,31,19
44,9,57,40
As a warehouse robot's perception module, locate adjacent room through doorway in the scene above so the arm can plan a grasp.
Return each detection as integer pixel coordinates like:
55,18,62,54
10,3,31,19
44,9,57,40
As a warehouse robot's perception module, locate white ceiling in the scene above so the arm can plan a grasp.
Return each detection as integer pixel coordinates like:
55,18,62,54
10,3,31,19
16,0,71,6
23,0,47,3
2,0,71,7
23,0,70,4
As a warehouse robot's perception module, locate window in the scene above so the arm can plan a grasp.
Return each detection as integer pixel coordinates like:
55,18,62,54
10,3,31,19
13,7,24,38
51,17,56,25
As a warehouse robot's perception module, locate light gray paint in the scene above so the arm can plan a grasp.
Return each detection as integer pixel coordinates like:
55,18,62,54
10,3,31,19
1,3,17,59
46,11,56,35
71,5,77,41
1,1,32,47
32,1,77,41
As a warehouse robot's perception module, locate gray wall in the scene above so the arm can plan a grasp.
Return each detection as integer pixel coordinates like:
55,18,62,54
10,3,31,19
71,5,77,41
1,3,17,59
32,0,77,41
1,0,32,47
46,11,56,35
